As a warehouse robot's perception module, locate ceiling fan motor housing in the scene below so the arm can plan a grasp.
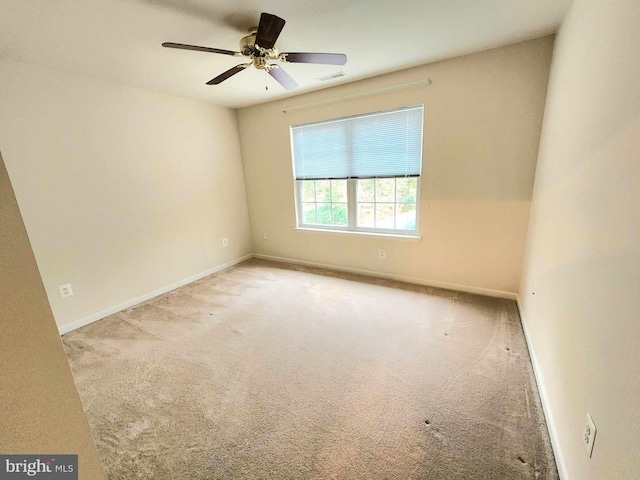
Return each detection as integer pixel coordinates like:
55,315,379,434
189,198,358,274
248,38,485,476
239,29,257,56
239,28,279,61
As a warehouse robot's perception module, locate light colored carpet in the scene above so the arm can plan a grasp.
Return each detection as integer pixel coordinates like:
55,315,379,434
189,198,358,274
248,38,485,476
63,259,558,479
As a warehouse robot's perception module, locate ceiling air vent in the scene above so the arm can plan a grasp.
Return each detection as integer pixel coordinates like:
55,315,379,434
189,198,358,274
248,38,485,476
317,71,348,82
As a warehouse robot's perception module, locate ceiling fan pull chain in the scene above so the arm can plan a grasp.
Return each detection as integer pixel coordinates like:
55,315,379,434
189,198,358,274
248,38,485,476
264,69,269,91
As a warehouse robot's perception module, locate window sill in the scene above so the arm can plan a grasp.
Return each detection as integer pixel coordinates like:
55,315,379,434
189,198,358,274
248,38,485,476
294,227,422,242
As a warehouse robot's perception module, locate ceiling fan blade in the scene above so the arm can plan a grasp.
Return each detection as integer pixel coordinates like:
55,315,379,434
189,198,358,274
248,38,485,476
206,64,250,85
281,52,347,65
162,42,239,56
268,65,298,90
255,13,286,49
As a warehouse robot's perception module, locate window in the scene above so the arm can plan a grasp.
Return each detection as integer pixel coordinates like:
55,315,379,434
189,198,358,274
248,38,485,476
291,105,423,235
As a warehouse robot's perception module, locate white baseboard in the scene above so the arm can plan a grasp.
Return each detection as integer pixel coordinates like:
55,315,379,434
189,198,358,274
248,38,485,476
254,253,518,300
58,254,253,335
516,297,568,480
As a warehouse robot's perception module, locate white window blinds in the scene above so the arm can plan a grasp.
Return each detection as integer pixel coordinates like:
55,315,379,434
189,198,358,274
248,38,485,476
291,105,424,180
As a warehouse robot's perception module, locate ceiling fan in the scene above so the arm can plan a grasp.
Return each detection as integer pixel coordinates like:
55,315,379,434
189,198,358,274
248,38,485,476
162,12,347,90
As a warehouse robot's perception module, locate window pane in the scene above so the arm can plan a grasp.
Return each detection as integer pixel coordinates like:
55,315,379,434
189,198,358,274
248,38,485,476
303,203,317,224
332,204,348,226
316,203,333,225
357,203,375,227
331,180,347,202
376,178,395,202
396,177,417,204
396,204,417,230
357,179,374,202
375,203,395,228
302,181,315,202
315,180,331,202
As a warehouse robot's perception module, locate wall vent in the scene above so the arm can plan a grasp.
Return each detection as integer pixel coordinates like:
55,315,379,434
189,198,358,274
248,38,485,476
317,71,348,82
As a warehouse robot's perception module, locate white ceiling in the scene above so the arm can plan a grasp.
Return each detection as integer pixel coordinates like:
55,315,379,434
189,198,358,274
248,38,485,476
0,0,572,108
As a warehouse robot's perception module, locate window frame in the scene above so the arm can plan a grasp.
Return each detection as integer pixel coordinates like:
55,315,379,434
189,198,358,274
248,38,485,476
294,177,421,236
290,104,424,237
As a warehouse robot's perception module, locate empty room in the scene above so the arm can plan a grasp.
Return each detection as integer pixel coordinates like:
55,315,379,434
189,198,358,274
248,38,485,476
1,0,638,479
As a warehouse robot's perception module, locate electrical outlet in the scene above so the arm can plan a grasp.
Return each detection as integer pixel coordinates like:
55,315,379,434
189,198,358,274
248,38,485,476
584,413,597,457
263,233,268,240
222,238,228,247
58,284,73,298
378,249,386,259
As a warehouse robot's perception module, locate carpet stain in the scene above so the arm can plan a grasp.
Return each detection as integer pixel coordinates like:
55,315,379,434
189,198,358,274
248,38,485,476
63,259,559,479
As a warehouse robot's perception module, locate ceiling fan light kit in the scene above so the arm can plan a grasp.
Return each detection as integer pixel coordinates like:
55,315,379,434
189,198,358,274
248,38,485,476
162,12,347,90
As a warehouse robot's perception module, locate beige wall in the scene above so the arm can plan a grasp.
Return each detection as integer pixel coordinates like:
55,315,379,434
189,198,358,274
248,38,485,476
519,0,640,479
0,59,252,331
238,37,554,296
0,153,105,478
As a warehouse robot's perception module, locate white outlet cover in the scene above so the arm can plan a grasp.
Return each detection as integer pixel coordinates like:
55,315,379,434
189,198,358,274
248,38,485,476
58,283,73,298
222,238,228,247
585,413,597,457
379,249,386,259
